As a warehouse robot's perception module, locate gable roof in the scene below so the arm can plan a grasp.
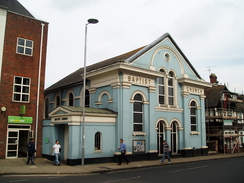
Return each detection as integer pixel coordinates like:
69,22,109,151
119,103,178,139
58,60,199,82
204,85,229,107
126,33,201,79
0,0,34,18
49,105,117,116
45,33,201,93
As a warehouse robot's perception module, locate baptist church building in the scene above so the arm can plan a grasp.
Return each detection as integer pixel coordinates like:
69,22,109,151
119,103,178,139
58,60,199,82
43,33,212,165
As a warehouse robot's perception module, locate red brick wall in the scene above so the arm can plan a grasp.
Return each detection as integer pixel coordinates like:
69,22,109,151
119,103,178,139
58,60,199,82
0,12,48,158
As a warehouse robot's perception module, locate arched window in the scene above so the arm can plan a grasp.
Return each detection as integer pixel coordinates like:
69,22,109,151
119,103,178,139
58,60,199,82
190,101,197,131
45,98,49,119
101,94,109,109
158,69,165,105
56,95,61,108
94,132,102,151
133,94,143,132
157,120,166,154
85,89,90,107
168,71,174,105
68,93,74,106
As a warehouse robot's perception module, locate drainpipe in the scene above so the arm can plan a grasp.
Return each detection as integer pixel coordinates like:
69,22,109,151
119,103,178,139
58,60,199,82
35,22,45,153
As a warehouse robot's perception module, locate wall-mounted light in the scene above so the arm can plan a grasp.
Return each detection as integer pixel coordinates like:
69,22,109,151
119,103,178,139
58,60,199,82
1,106,6,112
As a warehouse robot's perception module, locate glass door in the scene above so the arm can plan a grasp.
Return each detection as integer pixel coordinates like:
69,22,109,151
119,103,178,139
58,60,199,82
6,131,19,158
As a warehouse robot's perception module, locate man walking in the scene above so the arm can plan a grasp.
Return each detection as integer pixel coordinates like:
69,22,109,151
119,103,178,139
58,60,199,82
160,140,171,164
50,140,61,166
117,139,129,165
26,139,36,165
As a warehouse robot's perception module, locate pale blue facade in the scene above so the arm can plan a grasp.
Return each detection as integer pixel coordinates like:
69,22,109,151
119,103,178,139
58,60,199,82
42,33,211,165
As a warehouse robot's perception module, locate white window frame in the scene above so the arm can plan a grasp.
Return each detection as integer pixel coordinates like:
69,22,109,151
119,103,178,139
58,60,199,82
158,69,165,105
168,71,174,106
16,37,33,56
133,94,144,132
94,132,102,152
190,100,197,132
12,76,31,103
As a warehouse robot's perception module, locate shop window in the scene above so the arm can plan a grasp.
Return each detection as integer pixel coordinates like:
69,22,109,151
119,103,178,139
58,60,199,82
133,94,143,132
13,76,30,102
16,37,33,56
190,101,197,131
95,132,102,151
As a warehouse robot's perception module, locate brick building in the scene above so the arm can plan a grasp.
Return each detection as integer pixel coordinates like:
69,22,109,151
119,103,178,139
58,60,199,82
0,0,48,158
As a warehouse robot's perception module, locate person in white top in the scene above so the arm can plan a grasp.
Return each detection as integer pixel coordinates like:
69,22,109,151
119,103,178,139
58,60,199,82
50,140,61,166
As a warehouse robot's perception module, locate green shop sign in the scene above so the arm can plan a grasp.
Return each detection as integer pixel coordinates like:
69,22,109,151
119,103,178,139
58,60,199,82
8,116,33,124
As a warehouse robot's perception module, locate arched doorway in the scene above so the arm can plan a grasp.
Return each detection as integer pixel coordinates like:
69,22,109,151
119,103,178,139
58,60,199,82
171,121,178,154
157,120,166,155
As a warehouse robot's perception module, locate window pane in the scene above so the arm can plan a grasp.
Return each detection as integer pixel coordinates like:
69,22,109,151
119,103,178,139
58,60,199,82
191,125,197,131
14,94,20,101
25,48,32,55
9,132,18,137
56,96,60,106
14,85,21,92
8,145,17,150
158,77,164,85
159,96,164,104
7,151,17,157
22,86,29,93
23,78,30,85
191,108,196,115
15,77,22,84
134,113,142,123
22,95,29,101
134,102,142,112
95,132,101,150
169,97,173,105
134,124,142,132
191,116,196,124
159,86,164,94
168,88,173,96
18,38,24,45
134,94,142,101
191,101,196,106
17,46,24,53
26,40,32,47
168,78,173,86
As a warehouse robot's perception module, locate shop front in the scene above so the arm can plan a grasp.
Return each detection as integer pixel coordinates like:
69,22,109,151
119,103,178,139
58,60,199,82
6,116,33,159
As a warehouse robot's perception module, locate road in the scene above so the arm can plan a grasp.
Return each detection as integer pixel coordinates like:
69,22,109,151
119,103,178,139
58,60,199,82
1,157,244,183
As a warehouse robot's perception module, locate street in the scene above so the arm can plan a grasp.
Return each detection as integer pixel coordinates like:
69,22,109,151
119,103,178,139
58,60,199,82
1,157,244,183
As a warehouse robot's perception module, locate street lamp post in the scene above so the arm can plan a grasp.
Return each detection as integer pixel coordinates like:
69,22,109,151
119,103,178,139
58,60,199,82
82,18,98,166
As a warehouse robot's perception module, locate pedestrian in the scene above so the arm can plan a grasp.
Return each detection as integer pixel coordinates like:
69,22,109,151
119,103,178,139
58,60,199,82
50,140,61,166
160,140,171,164
26,138,36,165
117,139,129,165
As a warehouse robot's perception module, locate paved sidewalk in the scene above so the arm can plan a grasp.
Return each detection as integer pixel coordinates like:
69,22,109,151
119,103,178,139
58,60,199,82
0,152,243,175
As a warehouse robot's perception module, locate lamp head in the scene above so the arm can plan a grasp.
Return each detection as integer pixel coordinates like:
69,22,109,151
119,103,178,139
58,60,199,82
87,18,99,24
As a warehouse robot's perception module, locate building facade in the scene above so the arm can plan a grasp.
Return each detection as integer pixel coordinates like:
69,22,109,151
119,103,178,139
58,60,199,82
43,33,211,165
205,74,244,154
0,0,48,158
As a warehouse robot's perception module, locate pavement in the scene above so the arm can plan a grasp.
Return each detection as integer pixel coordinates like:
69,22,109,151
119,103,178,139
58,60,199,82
0,152,243,176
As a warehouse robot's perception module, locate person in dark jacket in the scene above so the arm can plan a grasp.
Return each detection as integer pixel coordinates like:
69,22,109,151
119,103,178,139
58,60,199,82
26,139,36,165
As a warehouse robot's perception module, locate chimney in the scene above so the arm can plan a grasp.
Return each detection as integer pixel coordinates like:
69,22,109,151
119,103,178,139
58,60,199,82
210,73,218,84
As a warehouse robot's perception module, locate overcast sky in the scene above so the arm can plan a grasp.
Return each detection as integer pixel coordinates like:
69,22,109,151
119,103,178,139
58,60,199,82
18,0,244,93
